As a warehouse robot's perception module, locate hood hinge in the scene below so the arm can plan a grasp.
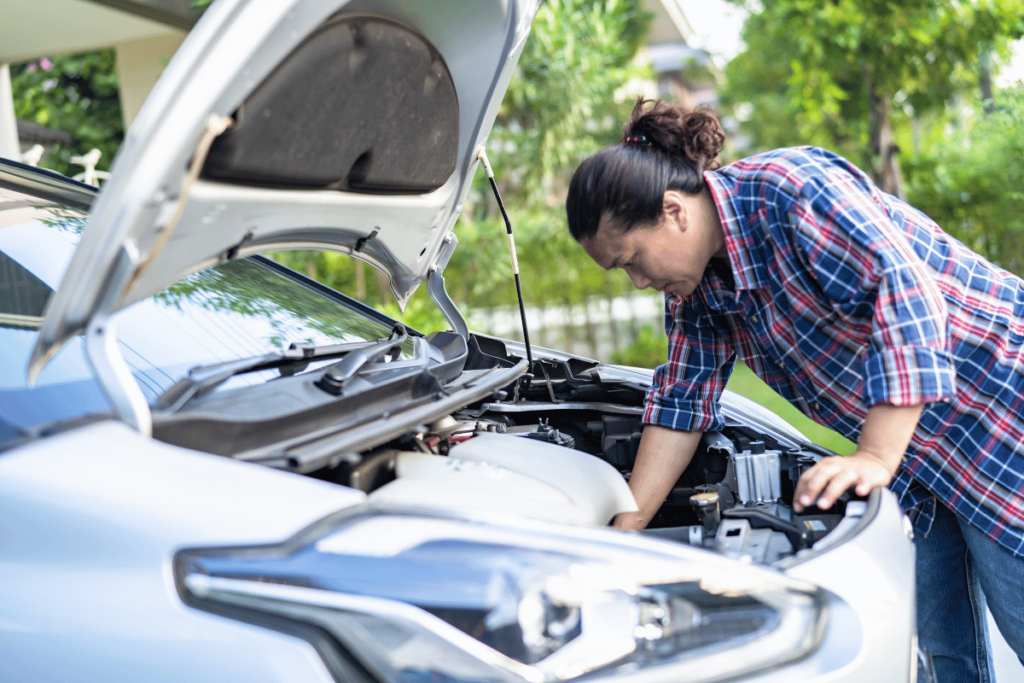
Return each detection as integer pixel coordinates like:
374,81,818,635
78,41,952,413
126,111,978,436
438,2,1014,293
427,233,468,340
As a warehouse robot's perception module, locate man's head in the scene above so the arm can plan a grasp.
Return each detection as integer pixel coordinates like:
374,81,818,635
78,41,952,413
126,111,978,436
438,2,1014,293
567,99,727,296
580,188,726,298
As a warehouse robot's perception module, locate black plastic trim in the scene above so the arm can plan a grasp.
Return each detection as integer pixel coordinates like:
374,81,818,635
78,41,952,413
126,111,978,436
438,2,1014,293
0,158,97,210
777,487,884,569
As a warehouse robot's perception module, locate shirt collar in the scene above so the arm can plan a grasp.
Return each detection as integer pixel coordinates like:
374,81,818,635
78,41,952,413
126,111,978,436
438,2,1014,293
694,260,736,312
704,169,770,291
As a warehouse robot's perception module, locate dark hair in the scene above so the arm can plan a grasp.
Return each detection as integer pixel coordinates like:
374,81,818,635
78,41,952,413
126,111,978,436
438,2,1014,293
566,98,725,241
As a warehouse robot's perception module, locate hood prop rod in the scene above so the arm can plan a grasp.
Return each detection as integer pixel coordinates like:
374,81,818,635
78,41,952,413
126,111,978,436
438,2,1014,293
477,147,534,374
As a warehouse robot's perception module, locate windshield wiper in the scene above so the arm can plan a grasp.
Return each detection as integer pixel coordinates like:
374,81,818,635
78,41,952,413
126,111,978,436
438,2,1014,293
155,324,409,412
315,324,408,395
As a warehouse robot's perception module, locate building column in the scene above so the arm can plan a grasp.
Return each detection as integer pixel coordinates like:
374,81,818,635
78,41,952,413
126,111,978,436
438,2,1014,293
0,64,20,161
115,32,185,130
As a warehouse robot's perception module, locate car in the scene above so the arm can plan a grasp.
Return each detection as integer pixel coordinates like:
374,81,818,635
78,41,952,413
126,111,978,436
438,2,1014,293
0,1,930,681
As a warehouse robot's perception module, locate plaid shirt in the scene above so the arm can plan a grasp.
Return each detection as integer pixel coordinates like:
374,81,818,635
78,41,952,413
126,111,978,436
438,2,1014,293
643,146,1024,557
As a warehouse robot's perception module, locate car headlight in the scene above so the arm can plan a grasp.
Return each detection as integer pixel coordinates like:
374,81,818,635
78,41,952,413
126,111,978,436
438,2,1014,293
175,508,826,683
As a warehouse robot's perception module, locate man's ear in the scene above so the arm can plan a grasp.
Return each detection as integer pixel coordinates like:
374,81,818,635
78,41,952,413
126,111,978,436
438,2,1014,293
662,191,687,233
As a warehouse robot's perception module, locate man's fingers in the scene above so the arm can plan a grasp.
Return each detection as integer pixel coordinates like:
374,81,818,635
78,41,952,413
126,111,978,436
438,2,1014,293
793,456,843,511
793,456,886,511
816,467,862,509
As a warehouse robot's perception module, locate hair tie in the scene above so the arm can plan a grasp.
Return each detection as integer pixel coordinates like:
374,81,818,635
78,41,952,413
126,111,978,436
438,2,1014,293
626,134,649,145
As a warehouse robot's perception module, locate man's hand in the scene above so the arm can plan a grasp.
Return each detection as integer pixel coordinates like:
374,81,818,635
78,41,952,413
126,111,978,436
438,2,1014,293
793,452,894,512
612,511,647,531
613,426,704,531
793,402,924,512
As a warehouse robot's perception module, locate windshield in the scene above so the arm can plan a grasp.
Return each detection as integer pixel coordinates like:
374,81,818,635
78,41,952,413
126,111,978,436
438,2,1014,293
0,183,409,444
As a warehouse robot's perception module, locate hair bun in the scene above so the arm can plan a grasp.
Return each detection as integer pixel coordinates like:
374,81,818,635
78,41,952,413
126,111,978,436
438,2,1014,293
623,98,725,170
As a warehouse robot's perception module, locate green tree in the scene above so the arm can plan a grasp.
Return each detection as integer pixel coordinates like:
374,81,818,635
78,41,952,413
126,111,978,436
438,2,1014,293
493,0,650,206
445,0,651,310
905,89,1024,274
11,50,123,177
722,0,1024,196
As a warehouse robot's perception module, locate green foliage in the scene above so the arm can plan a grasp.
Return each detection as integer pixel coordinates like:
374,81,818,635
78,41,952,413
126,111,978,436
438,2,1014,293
610,324,667,367
905,90,1024,274
157,259,399,350
376,292,451,334
494,0,651,206
11,50,123,176
443,0,652,312
269,250,360,294
722,0,1024,170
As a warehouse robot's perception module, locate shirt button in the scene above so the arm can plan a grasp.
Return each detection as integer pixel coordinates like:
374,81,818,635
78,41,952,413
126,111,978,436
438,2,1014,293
777,360,785,368
751,315,759,322
814,402,822,411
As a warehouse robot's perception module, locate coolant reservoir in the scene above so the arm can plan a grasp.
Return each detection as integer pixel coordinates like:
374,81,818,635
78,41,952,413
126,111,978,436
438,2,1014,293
368,433,638,526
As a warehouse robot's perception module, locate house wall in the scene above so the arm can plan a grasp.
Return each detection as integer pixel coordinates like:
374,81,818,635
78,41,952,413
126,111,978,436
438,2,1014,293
0,66,18,159
115,33,185,128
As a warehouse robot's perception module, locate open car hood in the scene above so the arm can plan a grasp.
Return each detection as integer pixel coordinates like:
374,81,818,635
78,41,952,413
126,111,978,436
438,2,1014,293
30,0,539,379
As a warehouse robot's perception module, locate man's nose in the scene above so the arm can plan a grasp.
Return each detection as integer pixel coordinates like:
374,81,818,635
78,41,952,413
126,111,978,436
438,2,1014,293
628,270,652,290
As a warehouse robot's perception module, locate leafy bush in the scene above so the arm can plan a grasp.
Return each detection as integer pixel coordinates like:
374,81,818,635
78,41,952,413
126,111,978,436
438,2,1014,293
906,89,1024,274
11,51,123,176
610,324,667,368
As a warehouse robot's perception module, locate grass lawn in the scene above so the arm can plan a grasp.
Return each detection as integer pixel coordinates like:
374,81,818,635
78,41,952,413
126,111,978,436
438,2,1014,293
726,363,856,455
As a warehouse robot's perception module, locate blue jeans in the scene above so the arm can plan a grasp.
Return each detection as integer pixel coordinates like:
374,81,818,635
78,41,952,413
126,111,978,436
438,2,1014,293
915,501,1024,682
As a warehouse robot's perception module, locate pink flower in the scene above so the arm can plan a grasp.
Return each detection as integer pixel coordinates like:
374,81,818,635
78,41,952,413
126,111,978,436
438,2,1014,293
39,57,53,71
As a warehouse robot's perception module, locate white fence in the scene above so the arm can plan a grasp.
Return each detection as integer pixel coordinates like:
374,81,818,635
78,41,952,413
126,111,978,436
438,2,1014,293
466,292,665,362
20,144,108,187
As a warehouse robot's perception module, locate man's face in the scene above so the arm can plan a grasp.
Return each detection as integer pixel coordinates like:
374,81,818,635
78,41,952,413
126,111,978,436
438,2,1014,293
581,190,720,298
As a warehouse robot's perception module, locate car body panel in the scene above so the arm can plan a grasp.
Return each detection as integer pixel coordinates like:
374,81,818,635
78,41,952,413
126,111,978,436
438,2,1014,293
777,490,918,682
0,420,364,682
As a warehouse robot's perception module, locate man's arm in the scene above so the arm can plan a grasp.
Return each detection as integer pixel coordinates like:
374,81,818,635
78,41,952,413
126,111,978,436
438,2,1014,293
613,425,704,530
793,402,924,512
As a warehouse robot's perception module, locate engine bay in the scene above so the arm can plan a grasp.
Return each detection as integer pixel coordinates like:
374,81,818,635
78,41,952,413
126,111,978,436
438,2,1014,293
150,327,864,569
306,344,864,568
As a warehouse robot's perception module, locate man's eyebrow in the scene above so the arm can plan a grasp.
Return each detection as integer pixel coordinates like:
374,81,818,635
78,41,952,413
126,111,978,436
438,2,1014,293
604,252,624,270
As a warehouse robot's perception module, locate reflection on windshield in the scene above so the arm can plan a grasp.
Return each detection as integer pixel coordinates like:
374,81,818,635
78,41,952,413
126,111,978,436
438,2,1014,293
155,260,392,351
119,258,409,400
0,187,407,442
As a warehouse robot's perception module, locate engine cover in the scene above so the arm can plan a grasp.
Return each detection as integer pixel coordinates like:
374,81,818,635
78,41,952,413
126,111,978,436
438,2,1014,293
367,433,638,526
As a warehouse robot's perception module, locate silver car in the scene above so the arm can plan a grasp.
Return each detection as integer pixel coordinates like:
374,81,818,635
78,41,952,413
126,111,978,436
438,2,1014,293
0,1,927,681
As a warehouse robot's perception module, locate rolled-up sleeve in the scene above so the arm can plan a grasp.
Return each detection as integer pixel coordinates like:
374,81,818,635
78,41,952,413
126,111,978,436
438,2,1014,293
788,172,956,407
643,294,736,431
